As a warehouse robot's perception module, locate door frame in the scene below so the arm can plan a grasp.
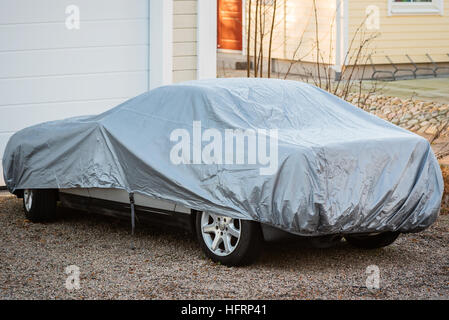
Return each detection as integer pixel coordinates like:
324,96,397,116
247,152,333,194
198,0,218,79
149,0,173,89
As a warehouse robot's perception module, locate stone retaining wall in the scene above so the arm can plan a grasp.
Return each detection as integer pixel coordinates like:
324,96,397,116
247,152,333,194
345,93,449,136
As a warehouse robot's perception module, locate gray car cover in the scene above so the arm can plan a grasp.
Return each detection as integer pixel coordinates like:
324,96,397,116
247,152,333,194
3,78,443,235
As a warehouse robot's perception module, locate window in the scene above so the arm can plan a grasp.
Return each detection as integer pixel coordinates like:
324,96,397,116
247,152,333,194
388,0,444,15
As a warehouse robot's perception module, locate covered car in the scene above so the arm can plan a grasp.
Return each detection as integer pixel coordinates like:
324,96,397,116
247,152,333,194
2,78,444,265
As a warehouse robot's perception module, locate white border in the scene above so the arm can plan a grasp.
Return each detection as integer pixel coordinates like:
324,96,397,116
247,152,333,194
197,0,217,79
149,0,173,89
388,0,444,16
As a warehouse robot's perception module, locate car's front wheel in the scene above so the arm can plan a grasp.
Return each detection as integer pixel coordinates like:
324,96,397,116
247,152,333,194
344,232,400,249
23,189,57,222
195,211,262,266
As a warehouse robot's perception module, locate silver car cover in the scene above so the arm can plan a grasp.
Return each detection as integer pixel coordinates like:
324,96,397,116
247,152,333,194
2,79,443,235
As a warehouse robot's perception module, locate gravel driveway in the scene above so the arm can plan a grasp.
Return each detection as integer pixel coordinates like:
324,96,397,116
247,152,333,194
0,192,448,300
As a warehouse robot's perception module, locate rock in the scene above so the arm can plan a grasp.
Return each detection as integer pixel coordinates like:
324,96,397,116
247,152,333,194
407,119,419,127
391,119,400,125
418,124,430,133
391,97,401,105
426,125,439,135
416,115,426,122
402,114,413,120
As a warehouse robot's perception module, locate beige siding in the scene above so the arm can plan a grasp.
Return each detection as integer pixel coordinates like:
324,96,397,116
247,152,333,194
246,0,336,64
173,0,197,82
348,0,449,64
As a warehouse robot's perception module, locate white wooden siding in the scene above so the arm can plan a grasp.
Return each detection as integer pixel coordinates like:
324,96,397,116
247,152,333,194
0,0,149,186
173,0,198,83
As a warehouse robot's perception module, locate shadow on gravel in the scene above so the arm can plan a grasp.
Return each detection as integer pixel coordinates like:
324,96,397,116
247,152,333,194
257,240,417,270
52,204,422,270
54,204,196,246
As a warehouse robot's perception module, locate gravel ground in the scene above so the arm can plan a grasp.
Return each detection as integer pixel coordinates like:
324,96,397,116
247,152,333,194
0,192,448,300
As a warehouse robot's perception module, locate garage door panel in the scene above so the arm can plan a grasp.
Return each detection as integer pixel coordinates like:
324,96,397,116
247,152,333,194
0,132,14,186
0,99,128,133
0,72,148,106
0,133,13,157
0,1,149,186
0,0,148,24
0,20,148,52
0,46,148,79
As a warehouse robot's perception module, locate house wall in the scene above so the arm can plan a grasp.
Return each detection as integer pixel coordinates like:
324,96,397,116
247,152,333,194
173,0,198,82
347,0,449,65
245,0,336,65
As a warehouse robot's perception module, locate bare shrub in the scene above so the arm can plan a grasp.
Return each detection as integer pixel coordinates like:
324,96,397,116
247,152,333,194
245,0,381,105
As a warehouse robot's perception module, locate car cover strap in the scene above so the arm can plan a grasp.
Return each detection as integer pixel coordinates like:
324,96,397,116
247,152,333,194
129,192,136,236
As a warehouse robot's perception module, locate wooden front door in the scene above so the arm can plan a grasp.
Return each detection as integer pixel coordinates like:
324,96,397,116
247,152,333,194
217,0,243,50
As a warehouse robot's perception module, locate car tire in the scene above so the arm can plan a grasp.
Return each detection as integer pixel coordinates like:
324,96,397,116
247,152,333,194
344,232,400,249
23,189,57,222
195,211,262,266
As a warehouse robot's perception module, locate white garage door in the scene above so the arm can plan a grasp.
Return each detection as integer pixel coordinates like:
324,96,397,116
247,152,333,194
0,0,149,186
